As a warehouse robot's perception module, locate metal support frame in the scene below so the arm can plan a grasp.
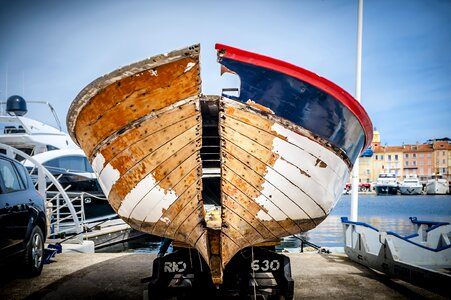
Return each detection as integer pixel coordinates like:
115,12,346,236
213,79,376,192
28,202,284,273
145,247,294,299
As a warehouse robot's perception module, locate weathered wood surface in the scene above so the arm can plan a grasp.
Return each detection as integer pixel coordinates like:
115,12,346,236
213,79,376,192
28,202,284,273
218,98,348,266
67,45,209,262
67,44,352,284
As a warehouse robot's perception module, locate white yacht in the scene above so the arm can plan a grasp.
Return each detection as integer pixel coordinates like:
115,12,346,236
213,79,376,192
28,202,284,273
374,173,398,195
399,175,423,195
0,95,113,220
0,95,77,155
426,174,449,195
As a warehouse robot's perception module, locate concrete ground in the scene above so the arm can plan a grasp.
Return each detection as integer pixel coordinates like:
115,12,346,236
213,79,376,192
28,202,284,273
0,252,446,299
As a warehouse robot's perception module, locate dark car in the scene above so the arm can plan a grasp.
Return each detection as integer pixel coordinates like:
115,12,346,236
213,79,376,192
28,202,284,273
0,154,47,276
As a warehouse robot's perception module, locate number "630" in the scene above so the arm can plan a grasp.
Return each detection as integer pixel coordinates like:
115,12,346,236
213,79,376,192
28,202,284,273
250,259,280,271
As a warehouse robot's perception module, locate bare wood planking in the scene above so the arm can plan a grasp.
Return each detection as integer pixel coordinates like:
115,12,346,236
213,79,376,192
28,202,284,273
222,194,278,240
173,202,205,243
95,101,200,167
126,151,202,223
74,57,201,158
221,126,279,167
221,166,300,235
219,232,243,267
102,116,200,179
221,100,343,215
222,151,317,222
222,122,343,214
117,144,202,225
222,140,325,219
221,206,265,244
222,178,295,238
67,44,213,274
151,172,203,237
109,125,201,203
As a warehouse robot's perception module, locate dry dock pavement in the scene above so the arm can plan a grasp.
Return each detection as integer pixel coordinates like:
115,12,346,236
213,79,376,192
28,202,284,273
0,252,446,299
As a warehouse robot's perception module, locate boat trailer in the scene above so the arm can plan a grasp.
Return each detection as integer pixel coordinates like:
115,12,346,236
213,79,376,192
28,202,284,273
143,245,294,299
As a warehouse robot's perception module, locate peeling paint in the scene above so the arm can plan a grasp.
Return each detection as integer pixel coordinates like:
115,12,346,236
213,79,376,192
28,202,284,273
315,158,327,168
255,209,272,221
98,162,120,196
245,100,274,114
185,62,196,73
299,168,311,177
159,216,171,225
91,152,106,175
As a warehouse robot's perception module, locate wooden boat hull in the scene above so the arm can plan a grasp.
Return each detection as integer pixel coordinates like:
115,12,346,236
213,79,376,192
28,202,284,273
67,44,372,284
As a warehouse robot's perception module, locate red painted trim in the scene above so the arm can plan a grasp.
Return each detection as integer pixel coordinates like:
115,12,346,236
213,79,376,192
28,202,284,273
215,43,373,151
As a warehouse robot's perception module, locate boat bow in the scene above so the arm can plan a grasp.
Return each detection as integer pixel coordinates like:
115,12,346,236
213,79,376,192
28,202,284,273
67,43,372,284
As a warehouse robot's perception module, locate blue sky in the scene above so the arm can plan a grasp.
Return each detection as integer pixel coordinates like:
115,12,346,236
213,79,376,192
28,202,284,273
0,0,450,146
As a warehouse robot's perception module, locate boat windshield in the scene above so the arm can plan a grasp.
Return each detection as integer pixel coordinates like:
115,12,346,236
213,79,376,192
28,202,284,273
0,100,63,133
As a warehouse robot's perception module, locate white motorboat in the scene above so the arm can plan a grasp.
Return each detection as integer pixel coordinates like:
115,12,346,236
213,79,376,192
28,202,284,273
399,175,423,195
374,173,398,195
0,95,77,155
0,96,114,221
426,174,449,195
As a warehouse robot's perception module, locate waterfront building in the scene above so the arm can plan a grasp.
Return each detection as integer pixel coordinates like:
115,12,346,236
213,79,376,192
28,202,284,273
352,133,450,187
402,143,434,182
430,138,451,181
372,145,404,182
357,130,380,184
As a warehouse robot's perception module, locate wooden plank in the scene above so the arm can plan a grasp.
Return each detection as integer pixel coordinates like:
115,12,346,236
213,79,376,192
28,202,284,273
151,178,202,237
108,137,199,210
74,57,200,158
173,203,205,243
220,232,242,267
121,152,202,223
194,231,209,267
222,140,326,218
222,178,292,239
103,116,200,176
221,125,278,167
124,175,201,236
109,125,201,201
95,101,200,165
221,166,301,235
222,153,316,221
221,206,264,245
222,195,276,240
223,121,349,211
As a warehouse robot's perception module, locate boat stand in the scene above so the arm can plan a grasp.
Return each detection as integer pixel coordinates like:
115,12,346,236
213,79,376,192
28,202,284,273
144,246,294,299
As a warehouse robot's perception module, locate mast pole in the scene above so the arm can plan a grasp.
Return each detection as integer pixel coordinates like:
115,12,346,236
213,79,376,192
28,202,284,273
350,0,363,222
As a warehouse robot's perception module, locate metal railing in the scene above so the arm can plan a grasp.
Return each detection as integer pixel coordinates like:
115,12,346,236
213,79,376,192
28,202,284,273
0,143,84,242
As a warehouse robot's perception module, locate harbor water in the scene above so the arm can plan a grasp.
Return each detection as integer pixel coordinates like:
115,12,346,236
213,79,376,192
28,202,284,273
286,194,451,250
98,194,451,253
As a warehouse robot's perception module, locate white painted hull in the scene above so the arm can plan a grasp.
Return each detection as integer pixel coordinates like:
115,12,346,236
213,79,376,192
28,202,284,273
218,98,350,262
426,180,449,195
399,185,423,195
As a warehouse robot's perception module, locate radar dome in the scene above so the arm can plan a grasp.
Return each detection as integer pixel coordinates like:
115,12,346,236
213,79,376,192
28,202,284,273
6,95,27,116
